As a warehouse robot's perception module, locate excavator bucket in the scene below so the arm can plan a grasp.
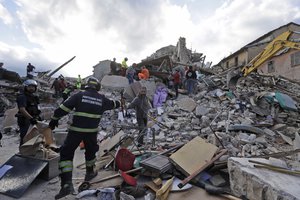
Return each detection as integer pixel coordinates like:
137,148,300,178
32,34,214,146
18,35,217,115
226,69,241,89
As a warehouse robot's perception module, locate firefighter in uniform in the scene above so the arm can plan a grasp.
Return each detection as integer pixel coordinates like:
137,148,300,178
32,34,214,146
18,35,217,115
48,77,121,199
16,79,41,145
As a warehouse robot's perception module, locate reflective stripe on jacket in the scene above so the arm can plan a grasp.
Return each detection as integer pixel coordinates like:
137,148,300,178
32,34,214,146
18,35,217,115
52,89,121,133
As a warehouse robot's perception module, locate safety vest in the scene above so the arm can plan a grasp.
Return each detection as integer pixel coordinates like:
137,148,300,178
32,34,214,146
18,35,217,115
121,60,128,69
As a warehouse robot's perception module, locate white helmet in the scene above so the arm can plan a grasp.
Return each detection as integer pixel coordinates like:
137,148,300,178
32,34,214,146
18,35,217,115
23,79,38,92
23,79,38,87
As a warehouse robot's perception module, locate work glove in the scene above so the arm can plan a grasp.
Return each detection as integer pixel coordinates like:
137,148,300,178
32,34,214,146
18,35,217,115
48,119,58,130
29,117,38,125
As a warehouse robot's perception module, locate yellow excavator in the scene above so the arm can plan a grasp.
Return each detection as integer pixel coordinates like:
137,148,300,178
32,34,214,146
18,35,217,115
227,30,300,88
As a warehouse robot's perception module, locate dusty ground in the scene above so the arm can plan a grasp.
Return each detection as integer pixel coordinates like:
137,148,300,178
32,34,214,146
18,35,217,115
0,128,97,200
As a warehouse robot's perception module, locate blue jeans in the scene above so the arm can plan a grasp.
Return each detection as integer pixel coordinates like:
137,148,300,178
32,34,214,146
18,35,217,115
186,79,195,94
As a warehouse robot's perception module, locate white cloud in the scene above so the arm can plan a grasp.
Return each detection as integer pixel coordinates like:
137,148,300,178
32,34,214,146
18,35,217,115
0,2,13,25
189,0,300,64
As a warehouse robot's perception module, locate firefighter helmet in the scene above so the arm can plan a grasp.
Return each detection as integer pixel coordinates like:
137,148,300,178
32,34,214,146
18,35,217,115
85,77,100,91
23,79,38,92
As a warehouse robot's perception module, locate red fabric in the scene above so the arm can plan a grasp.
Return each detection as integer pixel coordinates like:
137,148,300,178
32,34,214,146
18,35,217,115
121,171,137,186
115,148,135,171
173,72,180,84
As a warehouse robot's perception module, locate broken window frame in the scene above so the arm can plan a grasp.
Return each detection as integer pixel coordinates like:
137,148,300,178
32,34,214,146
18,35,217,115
291,51,300,67
267,60,275,73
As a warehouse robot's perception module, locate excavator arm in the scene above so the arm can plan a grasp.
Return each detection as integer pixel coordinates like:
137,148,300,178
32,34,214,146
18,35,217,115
228,30,300,87
242,30,300,76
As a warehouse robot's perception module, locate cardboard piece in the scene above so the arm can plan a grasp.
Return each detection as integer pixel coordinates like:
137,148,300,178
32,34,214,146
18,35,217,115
168,186,227,200
169,136,218,176
2,107,18,129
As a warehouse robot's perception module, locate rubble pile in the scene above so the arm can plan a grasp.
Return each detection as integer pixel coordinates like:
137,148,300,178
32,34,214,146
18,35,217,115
1,66,300,199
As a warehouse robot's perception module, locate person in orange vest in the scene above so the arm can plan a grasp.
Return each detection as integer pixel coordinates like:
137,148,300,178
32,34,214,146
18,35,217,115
138,66,149,80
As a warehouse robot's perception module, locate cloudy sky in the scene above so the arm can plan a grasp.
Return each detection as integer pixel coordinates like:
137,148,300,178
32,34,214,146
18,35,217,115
0,0,300,77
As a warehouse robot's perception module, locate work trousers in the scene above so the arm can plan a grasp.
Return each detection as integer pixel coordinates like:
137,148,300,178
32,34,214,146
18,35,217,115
137,117,147,145
59,131,99,172
186,79,196,95
174,83,179,97
17,117,30,145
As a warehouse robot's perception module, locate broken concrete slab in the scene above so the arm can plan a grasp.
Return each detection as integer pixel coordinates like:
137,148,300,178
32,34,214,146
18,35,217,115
228,157,300,200
177,97,197,112
100,75,129,90
123,85,135,102
276,131,293,145
195,105,209,117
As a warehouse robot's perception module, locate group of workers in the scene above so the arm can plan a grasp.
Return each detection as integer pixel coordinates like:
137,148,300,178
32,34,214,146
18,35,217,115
170,65,197,98
110,57,150,84
16,74,151,199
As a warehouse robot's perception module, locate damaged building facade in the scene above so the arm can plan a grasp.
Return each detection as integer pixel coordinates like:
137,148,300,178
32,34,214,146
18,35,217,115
216,22,300,80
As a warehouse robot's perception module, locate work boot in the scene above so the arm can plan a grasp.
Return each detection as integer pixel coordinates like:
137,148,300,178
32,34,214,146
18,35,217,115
85,165,98,181
55,183,75,199
55,172,75,199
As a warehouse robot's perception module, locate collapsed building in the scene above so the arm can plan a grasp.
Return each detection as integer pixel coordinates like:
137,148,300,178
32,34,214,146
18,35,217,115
0,22,300,200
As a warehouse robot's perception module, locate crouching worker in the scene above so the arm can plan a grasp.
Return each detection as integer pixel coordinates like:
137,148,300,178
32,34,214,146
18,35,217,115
16,79,41,145
48,77,121,199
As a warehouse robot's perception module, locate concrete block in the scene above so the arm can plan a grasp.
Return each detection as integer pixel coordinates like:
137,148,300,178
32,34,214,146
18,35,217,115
177,97,197,112
228,157,300,200
123,85,135,102
100,75,129,90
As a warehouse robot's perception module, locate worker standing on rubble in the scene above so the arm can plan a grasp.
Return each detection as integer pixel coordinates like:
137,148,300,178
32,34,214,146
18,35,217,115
121,57,128,76
26,63,35,79
172,69,181,99
185,65,197,95
62,84,74,102
138,66,150,80
76,75,82,89
16,79,41,145
126,63,136,84
51,78,60,98
48,77,121,199
110,58,117,75
127,86,151,146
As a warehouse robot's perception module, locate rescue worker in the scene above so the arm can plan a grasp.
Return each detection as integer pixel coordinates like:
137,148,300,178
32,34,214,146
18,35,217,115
138,66,150,80
26,63,35,79
62,84,73,102
110,58,117,75
185,65,197,95
48,77,121,199
16,79,41,145
126,63,136,84
172,69,181,99
51,78,60,98
76,75,82,89
121,57,128,76
127,87,151,146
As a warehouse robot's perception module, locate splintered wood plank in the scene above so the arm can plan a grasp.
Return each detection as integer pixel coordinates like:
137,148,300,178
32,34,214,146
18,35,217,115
170,136,218,176
98,130,126,157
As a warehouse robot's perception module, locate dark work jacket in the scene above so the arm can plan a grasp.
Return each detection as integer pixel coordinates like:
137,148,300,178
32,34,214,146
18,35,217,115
16,92,40,121
186,69,197,79
52,89,121,133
